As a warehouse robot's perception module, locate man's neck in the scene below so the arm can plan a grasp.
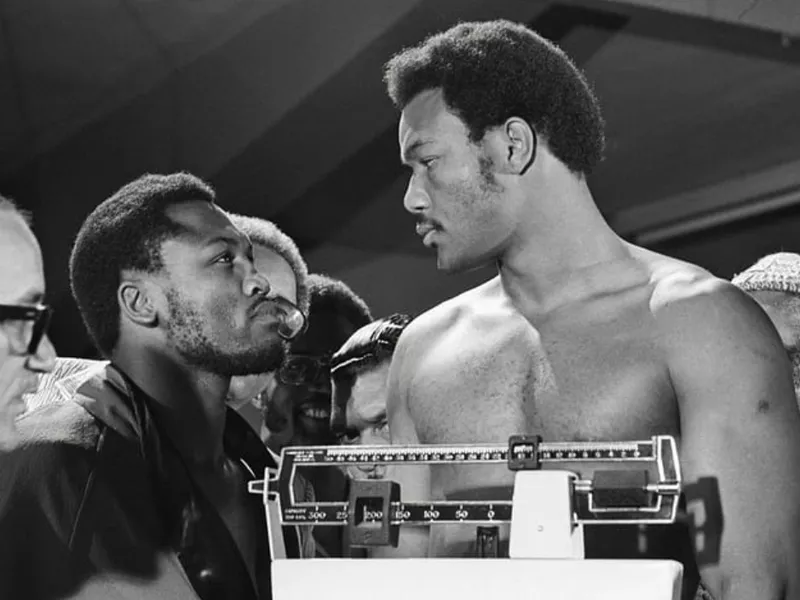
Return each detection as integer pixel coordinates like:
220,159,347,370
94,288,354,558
113,345,229,468
498,176,633,316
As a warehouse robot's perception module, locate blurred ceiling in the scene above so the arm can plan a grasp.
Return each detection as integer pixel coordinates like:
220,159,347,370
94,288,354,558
1,0,799,355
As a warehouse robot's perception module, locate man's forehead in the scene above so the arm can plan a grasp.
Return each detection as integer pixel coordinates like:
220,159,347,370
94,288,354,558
164,200,237,239
752,290,800,311
0,212,44,303
346,365,390,420
399,88,464,151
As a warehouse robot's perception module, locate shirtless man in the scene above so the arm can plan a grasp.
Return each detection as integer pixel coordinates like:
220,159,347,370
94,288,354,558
382,20,800,600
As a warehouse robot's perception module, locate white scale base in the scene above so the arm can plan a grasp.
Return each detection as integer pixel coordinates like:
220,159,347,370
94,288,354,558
272,558,683,600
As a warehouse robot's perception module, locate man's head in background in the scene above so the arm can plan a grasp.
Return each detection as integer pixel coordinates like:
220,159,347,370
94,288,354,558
732,252,800,398
264,274,372,451
226,214,310,411
70,172,286,378
330,313,412,479
0,195,56,444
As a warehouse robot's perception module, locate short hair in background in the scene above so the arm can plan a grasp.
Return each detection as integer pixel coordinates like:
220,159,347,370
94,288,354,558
384,19,605,176
69,172,216,357
228,214,310,315
330,313,413,429
306,273,373,332
331,313,413,379
0,193,32,226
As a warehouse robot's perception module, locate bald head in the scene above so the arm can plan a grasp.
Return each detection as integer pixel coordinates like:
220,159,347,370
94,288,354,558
0,200,57,446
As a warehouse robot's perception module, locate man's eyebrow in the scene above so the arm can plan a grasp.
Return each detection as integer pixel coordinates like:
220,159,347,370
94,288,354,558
400,138,433,163
364,407,387,423
202,234,252,252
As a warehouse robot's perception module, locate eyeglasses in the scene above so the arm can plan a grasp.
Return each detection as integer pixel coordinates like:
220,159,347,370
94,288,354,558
270,296,307,341
277,353,331,389
0,303,53,354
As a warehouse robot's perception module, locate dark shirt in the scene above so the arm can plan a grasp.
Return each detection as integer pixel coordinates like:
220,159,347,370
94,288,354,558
0,362,298,600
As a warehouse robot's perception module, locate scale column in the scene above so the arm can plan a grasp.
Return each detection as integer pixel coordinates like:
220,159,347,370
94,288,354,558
508,471,584,559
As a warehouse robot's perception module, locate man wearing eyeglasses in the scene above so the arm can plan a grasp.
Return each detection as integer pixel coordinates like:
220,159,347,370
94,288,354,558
263,273,372,558
263,273,372,453
0,195,56,447
0,174,307,599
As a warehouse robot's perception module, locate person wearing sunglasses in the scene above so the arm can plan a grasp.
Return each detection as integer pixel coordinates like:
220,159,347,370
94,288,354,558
263,273,372,453
263,273,372,559
0,195,56,447
0,174,306,599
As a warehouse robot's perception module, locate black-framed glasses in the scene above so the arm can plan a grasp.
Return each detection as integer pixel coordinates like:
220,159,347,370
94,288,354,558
0,303,53,354
277,353,331,389
270,296,307,341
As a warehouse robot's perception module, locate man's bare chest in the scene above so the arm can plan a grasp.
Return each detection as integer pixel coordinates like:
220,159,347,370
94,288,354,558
408,310,678,445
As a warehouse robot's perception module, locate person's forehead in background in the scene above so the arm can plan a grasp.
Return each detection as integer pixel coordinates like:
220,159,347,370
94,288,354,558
252,245,297,305
0,212,44,304
750,290,800,351
346,363,391,425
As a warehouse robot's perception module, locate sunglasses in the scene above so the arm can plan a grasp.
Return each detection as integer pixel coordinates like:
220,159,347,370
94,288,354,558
277,353,332,389
0,303,53,354
270,296,308,341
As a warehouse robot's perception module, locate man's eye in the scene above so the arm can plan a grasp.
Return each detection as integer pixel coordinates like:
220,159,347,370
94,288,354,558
420,157,437,168
337,429,360,445
215,251,234,264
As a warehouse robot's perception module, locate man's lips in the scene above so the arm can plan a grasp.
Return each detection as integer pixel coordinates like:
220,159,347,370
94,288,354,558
415,221,437,237
250,298,280,320
416,222,441,247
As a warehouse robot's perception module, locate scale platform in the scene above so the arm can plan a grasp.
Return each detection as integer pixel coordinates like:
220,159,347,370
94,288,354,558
273,559,683,600
250,435,684,600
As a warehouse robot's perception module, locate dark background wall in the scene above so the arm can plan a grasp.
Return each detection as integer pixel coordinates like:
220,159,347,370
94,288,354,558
2,0,799,357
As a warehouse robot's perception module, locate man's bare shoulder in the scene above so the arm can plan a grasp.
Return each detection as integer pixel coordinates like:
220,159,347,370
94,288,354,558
639,250,778,354
396,276,513,352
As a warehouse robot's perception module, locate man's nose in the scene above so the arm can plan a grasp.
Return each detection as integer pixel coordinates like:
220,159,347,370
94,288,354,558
26,334,56,374
403,174,431,214
243,266,272,297
361,428,389,446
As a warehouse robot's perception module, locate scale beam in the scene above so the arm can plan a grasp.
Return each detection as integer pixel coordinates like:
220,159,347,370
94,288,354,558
247,435,681,528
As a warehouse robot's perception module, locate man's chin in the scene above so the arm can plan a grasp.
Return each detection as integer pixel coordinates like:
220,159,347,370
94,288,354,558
220,343,286,377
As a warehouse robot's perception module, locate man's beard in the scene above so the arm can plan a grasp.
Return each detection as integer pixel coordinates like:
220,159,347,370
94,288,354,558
165,288,286,377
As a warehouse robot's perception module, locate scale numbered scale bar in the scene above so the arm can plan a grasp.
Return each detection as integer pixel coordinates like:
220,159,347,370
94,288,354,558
247,435,681,527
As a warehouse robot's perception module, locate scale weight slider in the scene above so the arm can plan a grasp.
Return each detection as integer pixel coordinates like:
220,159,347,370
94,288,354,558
508,434,543,471
347,479,400,548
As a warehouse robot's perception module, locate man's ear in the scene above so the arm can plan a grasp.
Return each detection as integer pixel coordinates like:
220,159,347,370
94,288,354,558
502,117,537,176
117,277,159,328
